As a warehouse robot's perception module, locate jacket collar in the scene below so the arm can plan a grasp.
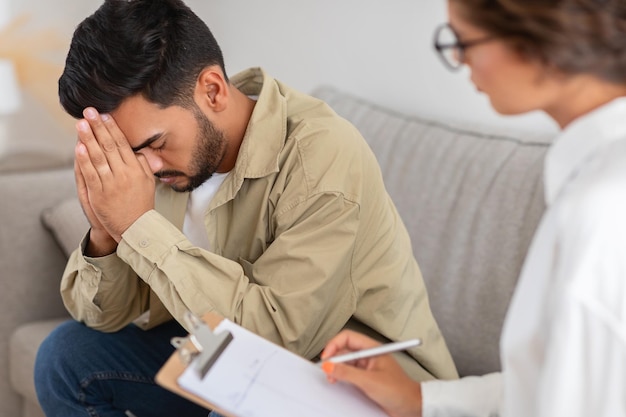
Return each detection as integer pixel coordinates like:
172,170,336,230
156,67,287,220
207,67,287,210
229,67,286,181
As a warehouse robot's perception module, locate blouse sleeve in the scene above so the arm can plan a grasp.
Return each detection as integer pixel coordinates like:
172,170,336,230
422,372,503,417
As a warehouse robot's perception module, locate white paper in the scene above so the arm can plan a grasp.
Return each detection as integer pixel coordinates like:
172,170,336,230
177,319,388,417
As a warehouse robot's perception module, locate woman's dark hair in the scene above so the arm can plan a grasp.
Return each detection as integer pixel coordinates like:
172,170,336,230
59,0,227,118
452,0,626,83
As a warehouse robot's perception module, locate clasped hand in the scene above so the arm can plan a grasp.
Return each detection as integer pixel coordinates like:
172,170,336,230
74,108,155,252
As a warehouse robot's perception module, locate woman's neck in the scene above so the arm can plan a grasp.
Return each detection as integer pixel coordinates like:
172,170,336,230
545,75,626,129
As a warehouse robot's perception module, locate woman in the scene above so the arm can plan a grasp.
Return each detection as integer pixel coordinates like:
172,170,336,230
321,1,626,416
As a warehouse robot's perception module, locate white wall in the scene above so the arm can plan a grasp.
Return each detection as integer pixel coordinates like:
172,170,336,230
8,0,559,139
198,0,558,137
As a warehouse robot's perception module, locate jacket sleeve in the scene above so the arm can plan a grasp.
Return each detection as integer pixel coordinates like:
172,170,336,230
114,191,359,359
60,235,152,331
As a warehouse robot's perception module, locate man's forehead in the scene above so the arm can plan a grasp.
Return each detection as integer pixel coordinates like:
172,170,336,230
110,97,164,148
110,96,195,149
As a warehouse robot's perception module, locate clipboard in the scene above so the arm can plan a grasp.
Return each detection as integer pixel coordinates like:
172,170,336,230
155,311,235,416
156,311,388,417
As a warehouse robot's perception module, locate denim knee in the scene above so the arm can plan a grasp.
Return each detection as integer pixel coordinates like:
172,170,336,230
34,320,92,405
34,319,207,417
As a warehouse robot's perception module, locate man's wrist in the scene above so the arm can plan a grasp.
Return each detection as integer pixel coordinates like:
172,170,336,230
85,228,118,257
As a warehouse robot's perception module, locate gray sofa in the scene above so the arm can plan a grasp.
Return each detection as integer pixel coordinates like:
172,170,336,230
1,86,551,417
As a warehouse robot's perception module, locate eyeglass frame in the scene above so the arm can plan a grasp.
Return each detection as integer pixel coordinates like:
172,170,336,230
432,23,499,71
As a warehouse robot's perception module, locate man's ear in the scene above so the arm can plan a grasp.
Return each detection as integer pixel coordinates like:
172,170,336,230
195,66,229,112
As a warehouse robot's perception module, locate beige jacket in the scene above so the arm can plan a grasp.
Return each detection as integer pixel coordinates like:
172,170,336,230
61,67,457,380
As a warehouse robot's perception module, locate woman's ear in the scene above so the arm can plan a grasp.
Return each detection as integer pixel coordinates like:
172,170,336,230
195,66,229,112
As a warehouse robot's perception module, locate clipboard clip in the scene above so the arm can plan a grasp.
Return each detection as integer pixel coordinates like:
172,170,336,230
170,311,233,378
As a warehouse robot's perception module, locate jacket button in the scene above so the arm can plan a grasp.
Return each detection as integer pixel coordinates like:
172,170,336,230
139,239,150,248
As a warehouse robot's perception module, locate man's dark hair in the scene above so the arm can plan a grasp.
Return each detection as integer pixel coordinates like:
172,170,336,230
59,0,227,118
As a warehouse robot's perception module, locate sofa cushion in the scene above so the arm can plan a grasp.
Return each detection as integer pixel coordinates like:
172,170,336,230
312,86,551,377
41,197,89,257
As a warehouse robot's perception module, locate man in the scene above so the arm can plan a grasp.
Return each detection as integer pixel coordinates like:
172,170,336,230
34,0,457,416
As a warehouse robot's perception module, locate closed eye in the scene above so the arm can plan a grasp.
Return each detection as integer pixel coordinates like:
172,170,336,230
152,140,167,152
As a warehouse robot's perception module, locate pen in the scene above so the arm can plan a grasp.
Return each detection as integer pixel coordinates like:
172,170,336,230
320,338,422,364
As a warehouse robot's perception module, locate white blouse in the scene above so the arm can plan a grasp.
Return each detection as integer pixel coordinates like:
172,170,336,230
423,97,626,417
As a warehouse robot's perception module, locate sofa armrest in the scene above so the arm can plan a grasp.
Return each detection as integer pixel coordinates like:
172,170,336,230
0,167,75,417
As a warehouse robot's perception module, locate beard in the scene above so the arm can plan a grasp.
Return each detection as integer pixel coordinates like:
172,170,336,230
155,105,227,193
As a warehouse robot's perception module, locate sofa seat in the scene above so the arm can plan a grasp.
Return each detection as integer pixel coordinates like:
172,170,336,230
10,320,67,417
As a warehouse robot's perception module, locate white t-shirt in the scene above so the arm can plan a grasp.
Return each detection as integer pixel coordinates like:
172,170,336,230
182,172,229,250
422,97,626,417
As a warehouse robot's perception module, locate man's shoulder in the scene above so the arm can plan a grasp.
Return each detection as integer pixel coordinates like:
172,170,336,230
283,92,365,150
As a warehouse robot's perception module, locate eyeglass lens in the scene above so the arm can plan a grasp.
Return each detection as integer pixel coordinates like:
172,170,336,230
435,25,463,69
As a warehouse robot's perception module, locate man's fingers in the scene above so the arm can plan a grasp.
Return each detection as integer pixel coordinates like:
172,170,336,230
74,156,90,208
76,118,115,180
75,141,103,192
84,109,152,179
99,112,138,165
74,156,86,191
136,153,155,178
81,108,127,173
74,146,103,230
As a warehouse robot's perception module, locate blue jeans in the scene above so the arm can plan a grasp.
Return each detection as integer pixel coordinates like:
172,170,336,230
34,319,209,417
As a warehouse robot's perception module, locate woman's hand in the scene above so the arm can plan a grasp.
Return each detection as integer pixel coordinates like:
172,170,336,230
320,330,423,417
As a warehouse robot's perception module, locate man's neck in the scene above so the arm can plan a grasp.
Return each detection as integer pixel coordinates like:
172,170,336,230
217,86,257,173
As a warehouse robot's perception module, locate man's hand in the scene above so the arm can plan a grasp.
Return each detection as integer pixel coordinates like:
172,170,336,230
74,107,156,245
74,156,118,257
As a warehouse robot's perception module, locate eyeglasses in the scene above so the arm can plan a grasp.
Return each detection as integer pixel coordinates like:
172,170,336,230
433,23,498,71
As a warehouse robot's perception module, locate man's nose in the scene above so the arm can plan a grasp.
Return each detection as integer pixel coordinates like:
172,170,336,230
136,150,163,174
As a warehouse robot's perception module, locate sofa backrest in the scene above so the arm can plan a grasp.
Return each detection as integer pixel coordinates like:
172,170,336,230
313,86,550,377
0,168,75,324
